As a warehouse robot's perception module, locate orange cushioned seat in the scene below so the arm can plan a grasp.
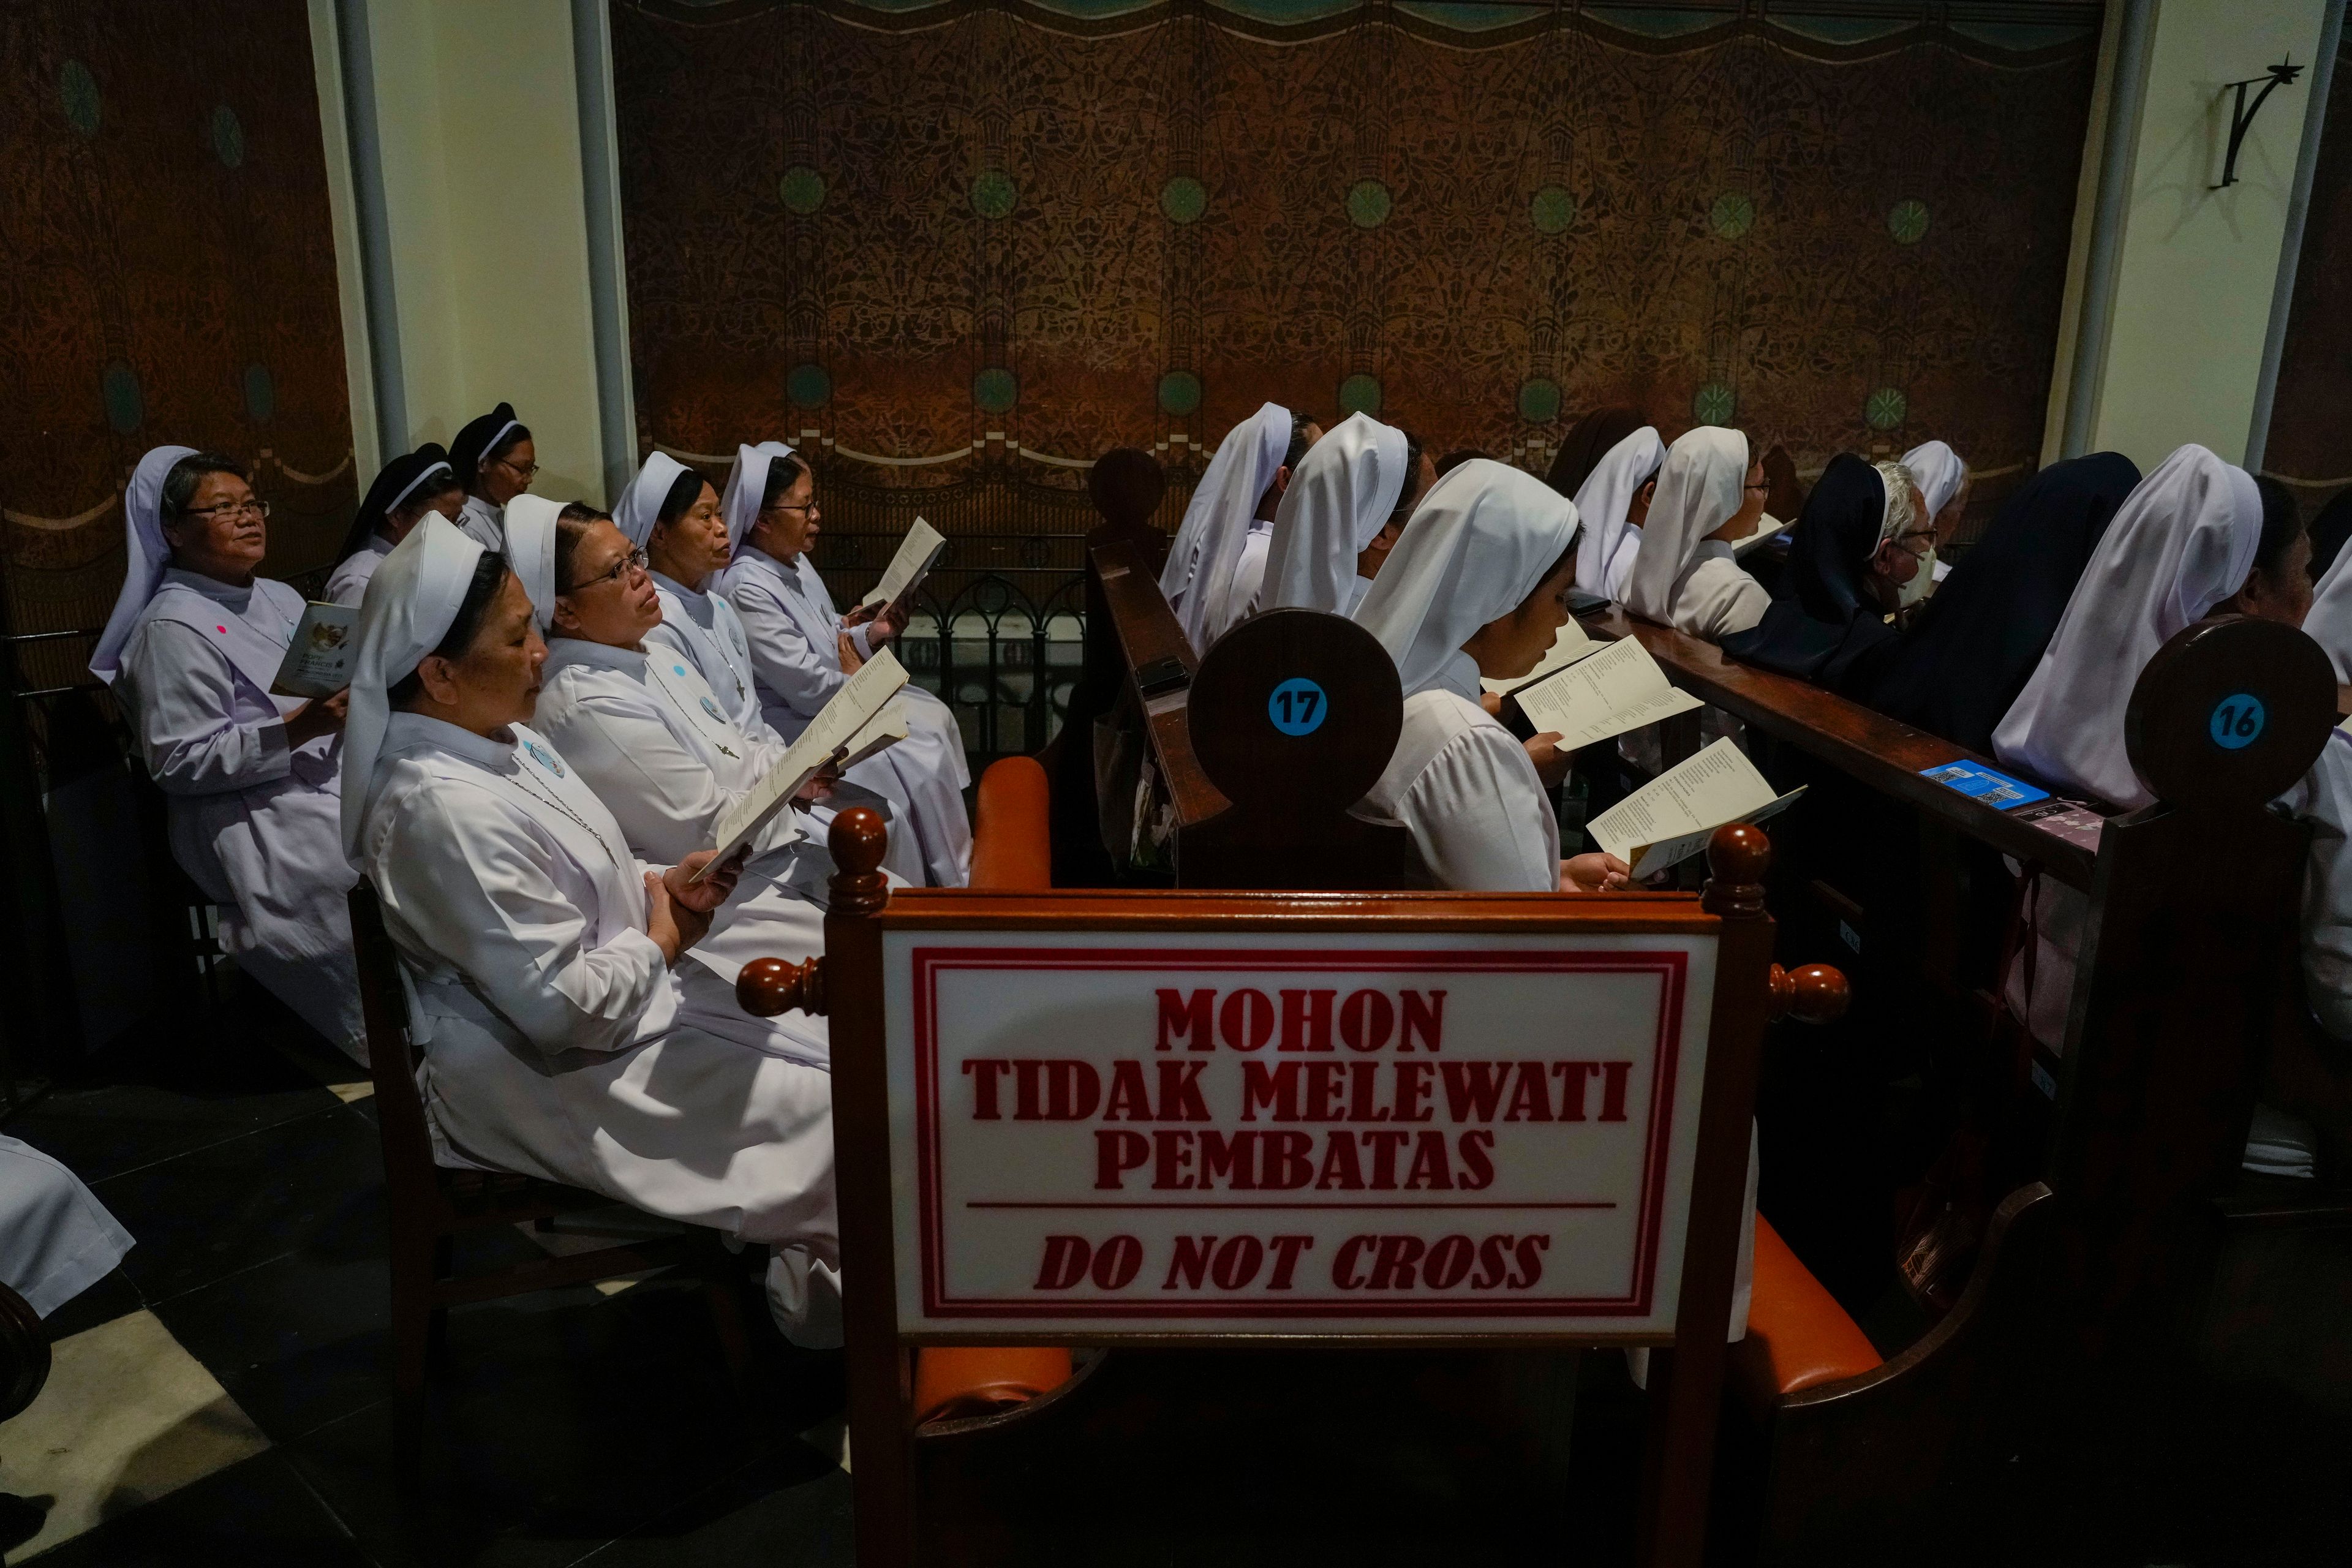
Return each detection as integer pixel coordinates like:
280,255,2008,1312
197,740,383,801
1730,1215,1883,1411
911,1346,1076,1426
970,756,1052,892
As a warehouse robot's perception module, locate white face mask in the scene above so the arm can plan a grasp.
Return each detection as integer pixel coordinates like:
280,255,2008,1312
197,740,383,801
1896,545,1937,607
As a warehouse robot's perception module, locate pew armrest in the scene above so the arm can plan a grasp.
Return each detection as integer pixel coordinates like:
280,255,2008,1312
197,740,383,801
971,757,1054,891
1730,1215,1883,1413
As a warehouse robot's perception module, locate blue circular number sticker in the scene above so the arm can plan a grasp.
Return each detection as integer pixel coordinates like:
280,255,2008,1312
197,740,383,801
2209,692,2266,751
1267,677,1329,736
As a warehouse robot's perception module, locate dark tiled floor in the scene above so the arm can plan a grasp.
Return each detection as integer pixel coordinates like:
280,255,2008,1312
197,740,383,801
1,983,851,1567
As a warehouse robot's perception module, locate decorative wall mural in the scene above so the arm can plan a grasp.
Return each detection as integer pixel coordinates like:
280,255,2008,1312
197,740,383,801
2264,26,2352,521
614,0,2101,520
0,0,356,693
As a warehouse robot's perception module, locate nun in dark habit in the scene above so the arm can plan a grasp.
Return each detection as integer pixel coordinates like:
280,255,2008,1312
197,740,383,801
1721,453,1930,697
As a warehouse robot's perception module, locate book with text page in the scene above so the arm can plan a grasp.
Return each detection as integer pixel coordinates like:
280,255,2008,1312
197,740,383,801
1511,636,1704,750
695,648,910,878
1586,735,1805,880
270,602,359,698
858,518,948,618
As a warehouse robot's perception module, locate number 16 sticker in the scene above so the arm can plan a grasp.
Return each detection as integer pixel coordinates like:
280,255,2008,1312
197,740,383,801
2210,692,2266,751
1268,677,1328,736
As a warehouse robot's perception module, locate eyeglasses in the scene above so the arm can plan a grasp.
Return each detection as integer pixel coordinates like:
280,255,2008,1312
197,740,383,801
181,499,271,522
1743,481,1770,496
567,546,649,592
766,500,820,516
1891,528,1936,557
494,456,540,480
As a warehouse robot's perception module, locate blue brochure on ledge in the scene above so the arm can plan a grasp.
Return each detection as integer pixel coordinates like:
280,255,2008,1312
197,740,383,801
1918,760,2051,810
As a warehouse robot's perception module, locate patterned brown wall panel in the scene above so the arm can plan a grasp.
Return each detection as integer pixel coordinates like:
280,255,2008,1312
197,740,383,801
614,1,2097,540
2263,29,2352,519
0,0,355,692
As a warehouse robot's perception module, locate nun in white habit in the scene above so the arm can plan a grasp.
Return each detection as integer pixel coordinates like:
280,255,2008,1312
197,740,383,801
1994,444,2342,1177
1354,458,1754,1343
345,516,843,1343
715,442,971,887
2300,541,2352,683
614,452,765,734
1572,426,1667,603
1902,440,1969,583
1259,412,1411,616
1158,401,1292,649
326,445,463,608
96,446,366,1061
1621,428,1771,643
447,403,533,551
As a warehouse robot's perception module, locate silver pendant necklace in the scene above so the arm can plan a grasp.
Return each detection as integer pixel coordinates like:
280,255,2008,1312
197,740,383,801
507,747,623,868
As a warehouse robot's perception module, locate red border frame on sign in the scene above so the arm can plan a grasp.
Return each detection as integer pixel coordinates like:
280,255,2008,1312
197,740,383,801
906,945,1691,1319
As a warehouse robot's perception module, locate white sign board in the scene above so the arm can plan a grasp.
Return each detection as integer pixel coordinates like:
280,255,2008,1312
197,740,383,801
881,929,1718,1338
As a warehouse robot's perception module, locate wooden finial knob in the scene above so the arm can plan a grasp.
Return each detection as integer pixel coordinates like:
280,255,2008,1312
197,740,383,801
1702,823,1772,918
1768,962,1849,1025
829,806,889,875
738,956,826,1019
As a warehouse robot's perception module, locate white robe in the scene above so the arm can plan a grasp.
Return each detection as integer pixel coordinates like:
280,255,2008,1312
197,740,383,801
115,568,364,1060
718,546,971,887
530,636,844,1066
1202,519,1273,645
325,535,394,608
1663,543,1768,643
649,570,764,733
357,712,839,1317
455,495,503,551
1358,678,1559,893
0,1136,133,1317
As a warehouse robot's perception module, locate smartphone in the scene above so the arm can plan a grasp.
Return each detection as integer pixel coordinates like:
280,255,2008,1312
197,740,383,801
1136,655,1189,698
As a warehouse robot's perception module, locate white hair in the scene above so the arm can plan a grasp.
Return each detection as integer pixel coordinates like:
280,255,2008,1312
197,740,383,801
1874,461,1920,545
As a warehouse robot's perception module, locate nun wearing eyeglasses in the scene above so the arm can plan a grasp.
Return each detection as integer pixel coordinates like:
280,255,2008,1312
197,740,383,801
1901,440,1969,584
93,447,365,1060
345,515,844,1344
1258,412,1432,617
716,442,971,887
448,402,535,551
326,445,466,608
614,452,764,733
1353,459,1632,896
1620,428,1771,643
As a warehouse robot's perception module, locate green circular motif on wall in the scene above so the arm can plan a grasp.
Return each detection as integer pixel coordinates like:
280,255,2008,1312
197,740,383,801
1865,387,1909,431
102,362,142,434
243,363,273,423
1338,373,1383,417
211,105,244,169
778,165,827,215
971,169,1018,221
974,367,1019,413
1518,377,1562,424
1692,380,1736,425
1160,176,1206,225
786,363,832,409
1709,192,1754,239
1157,370,1202,417
60,59,99,137
1888,199,1930,245
1346,179,1392,230
1531,186,1578,235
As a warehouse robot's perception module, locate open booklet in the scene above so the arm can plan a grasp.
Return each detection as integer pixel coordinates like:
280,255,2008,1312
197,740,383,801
693,647,912,880
1729,511,1787,560
1511,636,1703,751
1586,736,1806,880
271,602,359,698
1482,616,1598,696
859,518,947,619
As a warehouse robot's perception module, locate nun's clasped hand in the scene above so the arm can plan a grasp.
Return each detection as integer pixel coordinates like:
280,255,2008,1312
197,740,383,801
1561,853,1632,893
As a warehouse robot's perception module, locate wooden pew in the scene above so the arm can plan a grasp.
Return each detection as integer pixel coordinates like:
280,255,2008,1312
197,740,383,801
1583,606,2348,1561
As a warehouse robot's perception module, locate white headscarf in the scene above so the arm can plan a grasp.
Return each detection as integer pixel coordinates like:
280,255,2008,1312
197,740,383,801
1159,402,1291,647
341,514,488,862
1623,427,1748,628
720,440,797,554
1902,440,1967,521
1992,443,2263,810
502,493,564,634
1355,459,1581,698
2304,545,2352,684
91,444,200,685
1260,412,1409,614
612,451,690,549
1572,426,1665,600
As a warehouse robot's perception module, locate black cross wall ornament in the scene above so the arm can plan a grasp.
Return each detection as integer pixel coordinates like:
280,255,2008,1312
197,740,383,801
2214,58,2305,190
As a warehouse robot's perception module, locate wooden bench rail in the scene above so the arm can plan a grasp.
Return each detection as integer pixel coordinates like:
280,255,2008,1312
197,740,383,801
1584,608,2106,891
1089,541,1229,831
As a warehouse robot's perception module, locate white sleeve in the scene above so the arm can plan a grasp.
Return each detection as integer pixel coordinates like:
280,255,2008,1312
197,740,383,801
728,579,848,718
378,786,669,1057
548,692,789,866
1698,557,1771,642
1398,724,1559,894
119,620,292,794
2286,739,2352,1039
848,621,877,661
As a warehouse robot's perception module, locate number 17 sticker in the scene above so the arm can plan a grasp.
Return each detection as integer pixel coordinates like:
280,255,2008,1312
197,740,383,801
1268,677,1328,736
